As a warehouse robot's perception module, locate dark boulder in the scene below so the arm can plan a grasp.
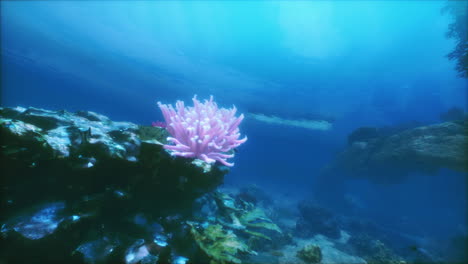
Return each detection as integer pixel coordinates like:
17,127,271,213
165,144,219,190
324,120,467,184
0,106,229,264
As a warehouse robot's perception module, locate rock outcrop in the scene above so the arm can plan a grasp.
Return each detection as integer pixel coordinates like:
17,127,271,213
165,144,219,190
0,106,227,216
325,120,467,184
0,106,232,263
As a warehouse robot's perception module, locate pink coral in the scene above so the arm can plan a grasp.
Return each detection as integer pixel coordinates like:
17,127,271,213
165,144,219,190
157,96,247,167
151,121,167,128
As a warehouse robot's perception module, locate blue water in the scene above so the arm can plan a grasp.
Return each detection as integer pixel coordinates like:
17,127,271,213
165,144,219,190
2,0,467,261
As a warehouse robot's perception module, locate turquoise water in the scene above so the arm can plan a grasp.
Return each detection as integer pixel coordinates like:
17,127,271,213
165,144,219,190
1,1,467,263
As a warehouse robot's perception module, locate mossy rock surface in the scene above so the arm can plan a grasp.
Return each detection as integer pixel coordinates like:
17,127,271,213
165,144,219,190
323,120,468,184
188,222,252,264
0,106,228,220
296,244,322,264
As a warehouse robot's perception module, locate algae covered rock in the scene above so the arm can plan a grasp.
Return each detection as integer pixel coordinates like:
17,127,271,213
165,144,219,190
0,106,285,264
0,106,227,217
0,106,229,264
296,244,322,264
212,191,282,241
188,191,283,262
322,120,468,184
188,222,252,264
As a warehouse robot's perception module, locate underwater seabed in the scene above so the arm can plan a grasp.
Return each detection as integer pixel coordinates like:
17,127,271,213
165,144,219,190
1,106,467,264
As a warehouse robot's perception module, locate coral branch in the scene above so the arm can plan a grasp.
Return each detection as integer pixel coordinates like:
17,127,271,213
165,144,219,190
157,96,247,167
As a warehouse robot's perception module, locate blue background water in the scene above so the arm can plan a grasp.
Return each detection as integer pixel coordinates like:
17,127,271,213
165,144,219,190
1,0,467,251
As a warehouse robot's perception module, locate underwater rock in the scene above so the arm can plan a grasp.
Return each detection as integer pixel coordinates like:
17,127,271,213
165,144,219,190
341,216,446,264
124,239,157,264
171,254,189,264
237,184,273,206
0,201,91,263
186,191,284,262
348,234,405,264
0,106,230,264
296,200,341,239
296,244,322,264
211,191,282,243
278,235,366,264
187,222,252,264
2,202,66,240
0,106,227,217
323,120,468,184
0,106,288,264
74,236,120,264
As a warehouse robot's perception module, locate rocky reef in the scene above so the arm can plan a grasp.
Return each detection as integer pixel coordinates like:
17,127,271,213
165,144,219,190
0,106,271,264
296,244,322,264
0,106,458,264
324,120,467,184
0,106,226,217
